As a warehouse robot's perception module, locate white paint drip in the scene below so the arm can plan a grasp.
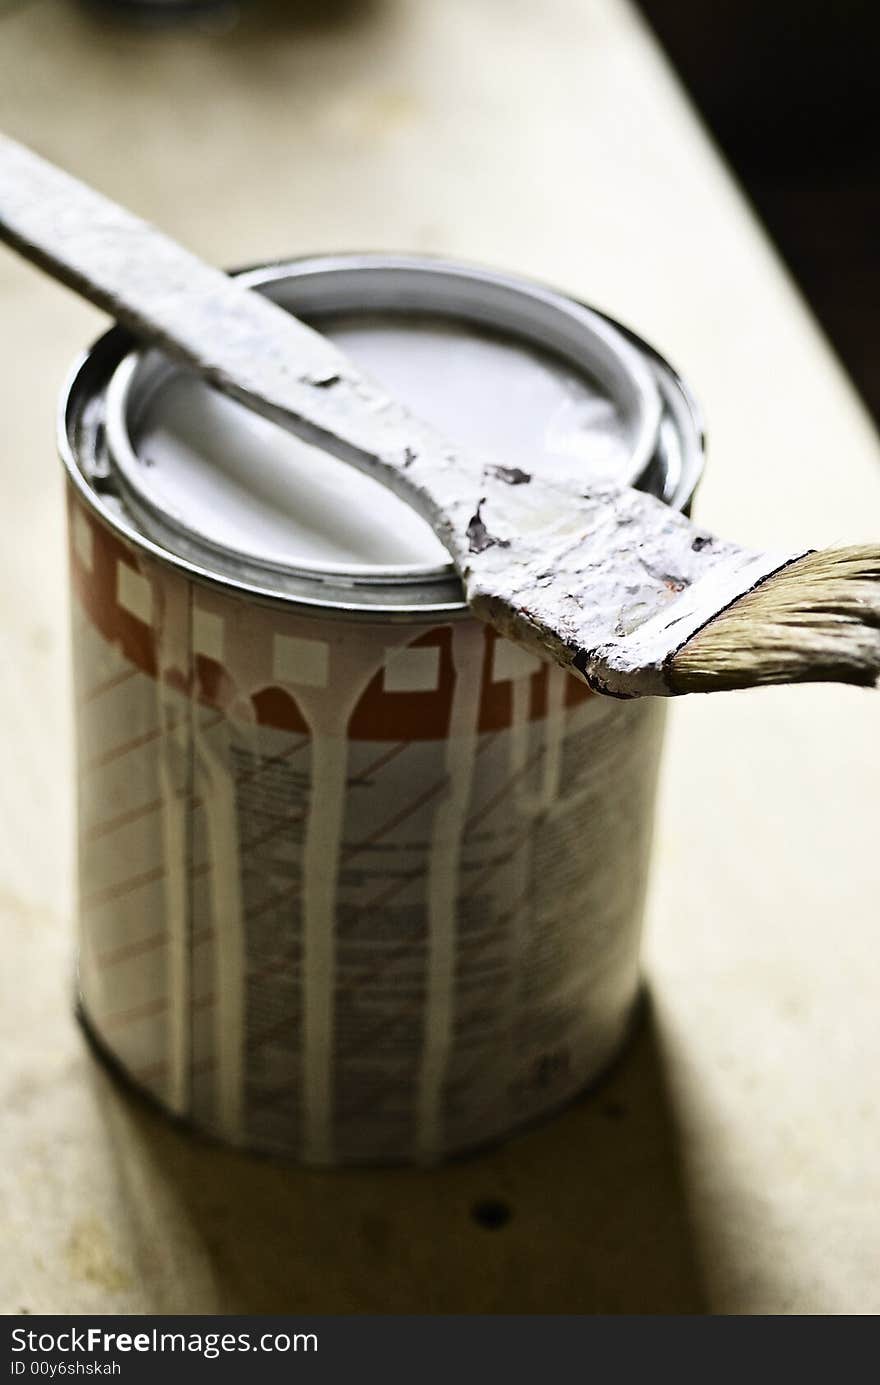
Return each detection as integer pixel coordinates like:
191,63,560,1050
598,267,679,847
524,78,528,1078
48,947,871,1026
193,710,246,1143
182,617,413,1164
291,628,416,1166
76,526,660,1163
505,671,537,1118
508,673,533,809
298,729,347,1165
154,576,191,1116
541,665,568,813
415,623,484,1163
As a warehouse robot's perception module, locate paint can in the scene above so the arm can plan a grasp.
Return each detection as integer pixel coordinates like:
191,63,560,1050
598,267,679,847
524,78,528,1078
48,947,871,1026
60,255,704,1164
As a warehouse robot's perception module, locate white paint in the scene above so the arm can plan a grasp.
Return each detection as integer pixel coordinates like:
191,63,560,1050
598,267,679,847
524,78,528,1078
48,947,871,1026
492,639,543,684
116,562,153,624
540,665,568,812
505,670,537,1116
383,644,441,693
298,731,347,1165
157,747,189,1116
273,634,329,688
192,607,224,661
154,576,191,1116
193,711,246,1142
130,315,629,572
507,672,533,790
415,624,484,1162
289,625,435,1164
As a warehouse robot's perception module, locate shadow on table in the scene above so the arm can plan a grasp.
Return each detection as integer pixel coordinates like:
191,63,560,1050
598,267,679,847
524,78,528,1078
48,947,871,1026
89,991,721,1313
79,0,389,36
239,0,388,32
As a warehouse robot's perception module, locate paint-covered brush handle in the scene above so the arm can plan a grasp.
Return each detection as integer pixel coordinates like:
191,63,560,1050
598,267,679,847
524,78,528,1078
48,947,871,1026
0,136,532,603
0,136,475,495
4,135,876,698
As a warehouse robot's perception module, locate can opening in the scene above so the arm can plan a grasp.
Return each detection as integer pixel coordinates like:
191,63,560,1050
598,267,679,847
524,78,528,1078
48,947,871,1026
105,258,661,583
63,256,703,617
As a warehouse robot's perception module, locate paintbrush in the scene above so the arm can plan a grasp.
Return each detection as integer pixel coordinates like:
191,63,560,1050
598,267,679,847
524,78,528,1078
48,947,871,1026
1,134,878,697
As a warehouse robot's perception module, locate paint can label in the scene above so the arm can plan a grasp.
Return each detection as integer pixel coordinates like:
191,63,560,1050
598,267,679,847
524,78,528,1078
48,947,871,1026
72,492,663,1163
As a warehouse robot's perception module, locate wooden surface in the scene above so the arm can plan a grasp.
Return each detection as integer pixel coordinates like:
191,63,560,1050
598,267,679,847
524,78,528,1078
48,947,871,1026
1,0,878,1315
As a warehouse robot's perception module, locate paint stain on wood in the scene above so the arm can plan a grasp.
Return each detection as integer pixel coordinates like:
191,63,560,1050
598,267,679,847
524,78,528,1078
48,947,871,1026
64,1217,132,1293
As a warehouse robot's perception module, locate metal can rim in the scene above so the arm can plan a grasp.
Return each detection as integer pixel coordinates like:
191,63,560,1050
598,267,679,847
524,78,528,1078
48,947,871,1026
58,253,705,622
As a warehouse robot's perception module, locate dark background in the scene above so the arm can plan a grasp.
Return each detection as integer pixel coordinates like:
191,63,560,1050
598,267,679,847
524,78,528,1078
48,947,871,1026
637,0,879,425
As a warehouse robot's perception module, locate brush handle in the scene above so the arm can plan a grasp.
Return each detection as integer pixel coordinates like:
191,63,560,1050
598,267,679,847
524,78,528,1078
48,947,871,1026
0,135,797,695
0,136,484,515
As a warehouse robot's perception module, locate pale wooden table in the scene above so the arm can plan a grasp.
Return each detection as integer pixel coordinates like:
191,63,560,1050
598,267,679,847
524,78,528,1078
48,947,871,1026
1,0,878,1315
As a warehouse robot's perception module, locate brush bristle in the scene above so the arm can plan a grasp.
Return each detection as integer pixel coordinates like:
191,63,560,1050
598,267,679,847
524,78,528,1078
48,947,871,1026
668,546,880,693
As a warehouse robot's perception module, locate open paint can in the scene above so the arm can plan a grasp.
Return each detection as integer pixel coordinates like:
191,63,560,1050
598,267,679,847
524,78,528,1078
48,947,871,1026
60,255,704,1164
